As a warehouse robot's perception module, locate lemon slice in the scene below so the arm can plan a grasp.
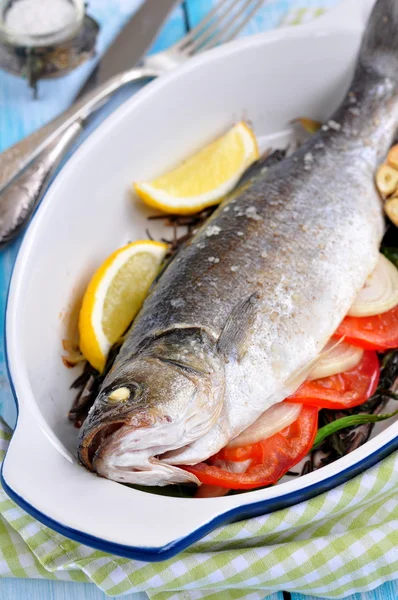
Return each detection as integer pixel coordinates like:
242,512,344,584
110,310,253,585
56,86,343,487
133,121,259,215
79,241,168,372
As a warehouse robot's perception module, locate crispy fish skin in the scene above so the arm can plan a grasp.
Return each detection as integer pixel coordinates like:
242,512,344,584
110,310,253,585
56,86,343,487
79,0,397,484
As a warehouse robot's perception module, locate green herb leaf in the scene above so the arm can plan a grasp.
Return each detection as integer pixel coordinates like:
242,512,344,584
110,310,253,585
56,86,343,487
313,409,398,448
381,246,398,268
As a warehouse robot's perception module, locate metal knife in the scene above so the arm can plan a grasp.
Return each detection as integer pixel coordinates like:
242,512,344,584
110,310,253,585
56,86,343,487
0,0,179,246
78,0,180,96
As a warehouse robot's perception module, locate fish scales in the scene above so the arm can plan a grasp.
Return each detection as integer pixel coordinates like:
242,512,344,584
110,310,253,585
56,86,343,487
78,0,398,485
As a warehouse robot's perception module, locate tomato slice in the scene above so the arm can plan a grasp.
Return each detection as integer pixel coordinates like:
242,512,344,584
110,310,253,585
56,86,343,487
288,350,380,410
334,305,398,350
182,405,318,489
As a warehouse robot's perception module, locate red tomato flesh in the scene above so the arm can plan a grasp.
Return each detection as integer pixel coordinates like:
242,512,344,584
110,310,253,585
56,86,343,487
288,350,380,410
182,405,318,489
334,305,398,351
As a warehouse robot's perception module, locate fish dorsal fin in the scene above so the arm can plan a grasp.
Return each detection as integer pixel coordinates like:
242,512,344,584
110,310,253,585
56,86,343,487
217,292,260,361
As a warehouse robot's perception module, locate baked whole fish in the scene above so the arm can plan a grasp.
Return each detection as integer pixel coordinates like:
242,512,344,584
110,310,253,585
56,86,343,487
79,0,397,486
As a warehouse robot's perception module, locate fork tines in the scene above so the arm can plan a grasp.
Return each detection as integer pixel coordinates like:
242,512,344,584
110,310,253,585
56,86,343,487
177,0,264,56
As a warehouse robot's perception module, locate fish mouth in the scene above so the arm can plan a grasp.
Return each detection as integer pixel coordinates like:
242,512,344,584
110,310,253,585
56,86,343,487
78,418,200,486
78,421,125,471
77,343,225,486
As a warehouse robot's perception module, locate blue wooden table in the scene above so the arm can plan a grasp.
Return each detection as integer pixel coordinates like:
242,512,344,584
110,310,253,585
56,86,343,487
1,578,398,600
0,1,397,598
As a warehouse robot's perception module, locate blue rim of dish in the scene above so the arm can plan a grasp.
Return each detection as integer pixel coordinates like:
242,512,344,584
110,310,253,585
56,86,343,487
3,411,398,561
3,269,398,561
2,147,398,562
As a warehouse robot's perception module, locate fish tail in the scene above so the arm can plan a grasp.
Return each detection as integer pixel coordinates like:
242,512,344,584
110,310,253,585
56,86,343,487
359,0,398,83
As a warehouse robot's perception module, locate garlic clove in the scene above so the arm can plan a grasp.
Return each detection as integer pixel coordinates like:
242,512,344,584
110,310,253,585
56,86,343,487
387,144,398,170
375,164,398,198
384,195,398,227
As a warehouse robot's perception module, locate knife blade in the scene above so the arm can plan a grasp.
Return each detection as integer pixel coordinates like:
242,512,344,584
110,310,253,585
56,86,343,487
76,0,180,99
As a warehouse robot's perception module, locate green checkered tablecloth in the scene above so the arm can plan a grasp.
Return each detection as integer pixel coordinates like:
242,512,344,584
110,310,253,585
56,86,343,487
2,0,398,598
1,419,398,598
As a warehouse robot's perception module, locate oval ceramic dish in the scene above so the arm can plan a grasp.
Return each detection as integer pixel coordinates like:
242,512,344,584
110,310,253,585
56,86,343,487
3,0,392,562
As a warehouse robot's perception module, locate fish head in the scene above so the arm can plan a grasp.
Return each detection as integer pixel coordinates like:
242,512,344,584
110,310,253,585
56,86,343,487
78,328,225,485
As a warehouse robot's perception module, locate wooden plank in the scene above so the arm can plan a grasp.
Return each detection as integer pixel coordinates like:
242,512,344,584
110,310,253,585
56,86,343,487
1,3,397,600
0,578,288,599
290,578,398,600
0,578,147,600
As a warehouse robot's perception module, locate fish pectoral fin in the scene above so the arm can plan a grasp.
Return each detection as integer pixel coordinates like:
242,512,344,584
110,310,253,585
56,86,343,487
217,292,260,361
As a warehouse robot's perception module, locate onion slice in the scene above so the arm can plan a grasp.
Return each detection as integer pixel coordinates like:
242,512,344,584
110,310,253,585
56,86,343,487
308,340,363,380
226,402,302,449
348,253,398,317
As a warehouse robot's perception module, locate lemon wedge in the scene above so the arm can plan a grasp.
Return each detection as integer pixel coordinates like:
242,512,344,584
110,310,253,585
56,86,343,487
79,241,168,372
133,121,259,215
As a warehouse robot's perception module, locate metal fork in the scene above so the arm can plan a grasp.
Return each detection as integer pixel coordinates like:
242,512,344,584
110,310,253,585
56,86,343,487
0,0,264,245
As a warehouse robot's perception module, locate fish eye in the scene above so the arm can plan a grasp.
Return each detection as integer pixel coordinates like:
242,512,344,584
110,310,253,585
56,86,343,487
108,387,130,402
103,382,141,404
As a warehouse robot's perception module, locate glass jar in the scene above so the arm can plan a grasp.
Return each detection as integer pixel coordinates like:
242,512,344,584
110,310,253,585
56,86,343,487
0,0,85,48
